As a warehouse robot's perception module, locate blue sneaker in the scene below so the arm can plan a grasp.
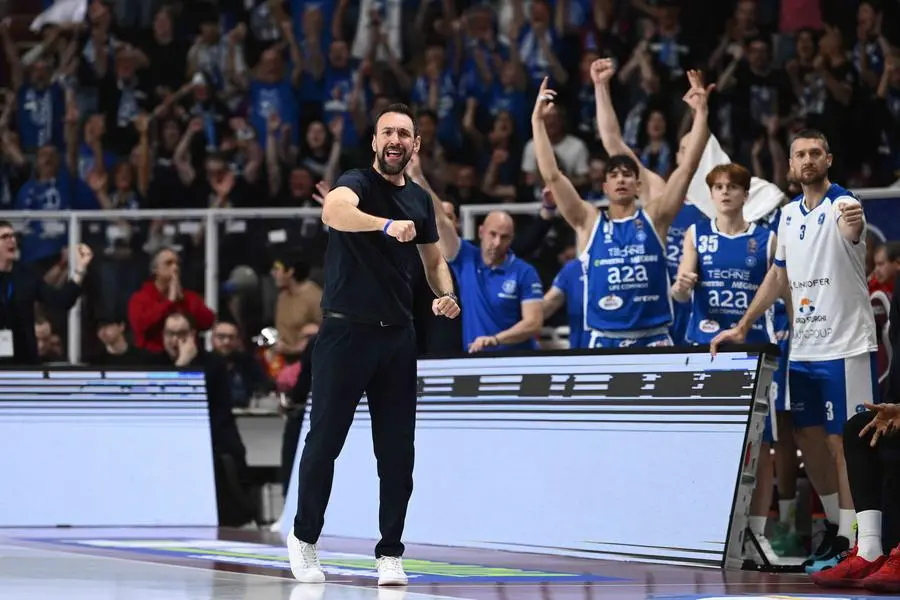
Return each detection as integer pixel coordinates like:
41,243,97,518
805,535,851,574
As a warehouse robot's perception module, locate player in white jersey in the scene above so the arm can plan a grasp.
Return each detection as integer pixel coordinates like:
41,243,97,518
711,129,879,572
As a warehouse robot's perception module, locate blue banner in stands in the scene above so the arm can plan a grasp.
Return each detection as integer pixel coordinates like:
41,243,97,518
864,196,900,242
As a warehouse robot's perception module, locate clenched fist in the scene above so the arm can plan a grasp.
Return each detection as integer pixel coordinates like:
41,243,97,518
672,271,698,295
385,219,416,242
432,294,460,319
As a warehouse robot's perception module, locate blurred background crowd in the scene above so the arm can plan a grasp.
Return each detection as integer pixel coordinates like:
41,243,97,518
0,0,898,380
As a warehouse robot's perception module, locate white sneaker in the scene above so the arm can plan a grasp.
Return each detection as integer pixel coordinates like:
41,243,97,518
745,533,781,566
287,530,326,583
376,556,408,586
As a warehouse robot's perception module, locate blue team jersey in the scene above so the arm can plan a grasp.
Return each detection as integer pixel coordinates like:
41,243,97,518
551,259,587,349
666,203,709,276
685,220,774,344
581,209,672,333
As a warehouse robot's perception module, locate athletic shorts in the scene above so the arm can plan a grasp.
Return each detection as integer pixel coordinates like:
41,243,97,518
588,331,673,350
789,352,880,435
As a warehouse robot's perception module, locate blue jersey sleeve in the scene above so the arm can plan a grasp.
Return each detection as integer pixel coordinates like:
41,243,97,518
519,263,544,302
551,264,570,294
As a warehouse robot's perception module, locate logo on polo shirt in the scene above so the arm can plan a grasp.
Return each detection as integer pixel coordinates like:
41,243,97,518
498,279,518,299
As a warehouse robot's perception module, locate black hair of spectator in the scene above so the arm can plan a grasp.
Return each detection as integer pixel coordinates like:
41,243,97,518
165,311,196,330
883,242,900,263
213,319,240,330
0,220,13,231
790,129,831,154
375,103,419,137
747,34,772,50
605,155,641,180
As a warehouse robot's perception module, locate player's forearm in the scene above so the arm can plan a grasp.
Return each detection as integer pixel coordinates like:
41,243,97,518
738,266,787,332
321,199,388,233
594,83,630,156
496,311,543,345
424,259,455,297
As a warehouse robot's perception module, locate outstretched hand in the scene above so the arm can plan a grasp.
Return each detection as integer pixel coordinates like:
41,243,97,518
531,77,557,123
859,403,900,447
682,69,714,112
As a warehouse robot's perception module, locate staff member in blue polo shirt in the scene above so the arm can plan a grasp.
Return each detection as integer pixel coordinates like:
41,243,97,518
406,158,544,352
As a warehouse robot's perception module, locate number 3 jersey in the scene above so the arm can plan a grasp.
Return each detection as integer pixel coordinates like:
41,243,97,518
775,183,877,361
580,208,672,333
685,220,774,344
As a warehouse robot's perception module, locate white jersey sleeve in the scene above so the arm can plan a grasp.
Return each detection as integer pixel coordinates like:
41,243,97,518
778,188,877,361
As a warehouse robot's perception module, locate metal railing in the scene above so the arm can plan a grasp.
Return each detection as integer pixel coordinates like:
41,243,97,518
5,184,898,363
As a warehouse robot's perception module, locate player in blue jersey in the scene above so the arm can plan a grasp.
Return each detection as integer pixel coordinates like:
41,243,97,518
671,163,775,345
531,65,712,349
671,162,786,562
590,58,709,346
542,258,588,349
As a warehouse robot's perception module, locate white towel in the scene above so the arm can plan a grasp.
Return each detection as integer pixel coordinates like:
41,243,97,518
686,134,788,222
30,0,87,32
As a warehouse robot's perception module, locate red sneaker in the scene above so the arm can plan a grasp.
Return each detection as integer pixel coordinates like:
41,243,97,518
863,544,900,593
810,546,887,588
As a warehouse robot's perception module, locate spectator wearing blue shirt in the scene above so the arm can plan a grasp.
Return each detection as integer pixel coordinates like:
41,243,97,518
542,258,587,349
14,145,98,273
409,154,543,352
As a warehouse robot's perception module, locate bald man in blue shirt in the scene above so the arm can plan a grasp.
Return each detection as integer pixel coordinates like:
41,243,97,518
406,156,544,353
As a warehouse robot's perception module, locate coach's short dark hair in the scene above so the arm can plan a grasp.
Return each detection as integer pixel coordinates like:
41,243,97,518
374,103,418,136
790,129,830,154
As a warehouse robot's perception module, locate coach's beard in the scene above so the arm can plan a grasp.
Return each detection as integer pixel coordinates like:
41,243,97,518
377,146,410,176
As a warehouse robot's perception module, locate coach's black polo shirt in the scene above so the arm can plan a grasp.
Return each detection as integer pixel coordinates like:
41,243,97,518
321,167,439,326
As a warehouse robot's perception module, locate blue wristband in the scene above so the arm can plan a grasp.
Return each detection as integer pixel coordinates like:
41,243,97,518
383,219,393,234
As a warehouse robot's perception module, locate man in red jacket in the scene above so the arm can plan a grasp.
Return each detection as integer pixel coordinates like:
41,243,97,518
128,248,216,353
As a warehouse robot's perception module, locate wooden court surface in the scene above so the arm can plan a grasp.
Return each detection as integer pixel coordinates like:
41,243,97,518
0,527,887,599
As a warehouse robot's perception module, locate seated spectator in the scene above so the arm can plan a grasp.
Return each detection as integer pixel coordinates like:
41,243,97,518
35,317,63,363
89,314,150,366
128,247,215,354
154,312,256,527
210,320,269,409
870,242,900,297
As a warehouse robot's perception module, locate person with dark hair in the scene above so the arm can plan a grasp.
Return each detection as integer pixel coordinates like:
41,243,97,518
90,313,150,366
154,311,257,528
127,247,216,354
0,220,93,365
287,103,460,586
869,241,900,296
810,403,900,592
271,253,322,361
713,128,879,574
531,67,711,349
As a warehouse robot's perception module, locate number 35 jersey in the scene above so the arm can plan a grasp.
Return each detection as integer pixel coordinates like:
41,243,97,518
685,220,774,344
580,209,672,333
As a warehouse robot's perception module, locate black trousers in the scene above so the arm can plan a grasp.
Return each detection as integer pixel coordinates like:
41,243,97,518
293,316,418,557
843,411,900,551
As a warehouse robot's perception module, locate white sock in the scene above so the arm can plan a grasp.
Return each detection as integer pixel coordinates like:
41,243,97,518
839,508,856,542
821,493,840,525
856,510,884,561
749,516,767,537
778,497,797,530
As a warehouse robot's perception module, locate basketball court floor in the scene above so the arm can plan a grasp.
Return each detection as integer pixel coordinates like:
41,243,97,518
0,527,887,600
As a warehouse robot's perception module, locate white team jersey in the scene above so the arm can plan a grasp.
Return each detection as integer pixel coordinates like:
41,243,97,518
774,184,877,361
